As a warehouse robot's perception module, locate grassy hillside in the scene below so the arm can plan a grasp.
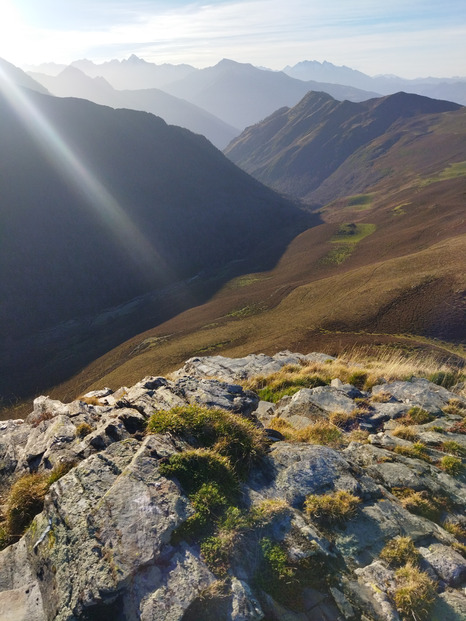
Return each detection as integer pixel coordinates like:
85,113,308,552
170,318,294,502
11,161,462,416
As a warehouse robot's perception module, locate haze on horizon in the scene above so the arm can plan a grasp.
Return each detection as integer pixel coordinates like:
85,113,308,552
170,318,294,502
1,0,465,79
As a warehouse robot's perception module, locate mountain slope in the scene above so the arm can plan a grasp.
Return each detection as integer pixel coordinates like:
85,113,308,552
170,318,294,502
29,66,239,149
0,80,312,401
224,91,463,203
163,59,379,129
0,57,49,94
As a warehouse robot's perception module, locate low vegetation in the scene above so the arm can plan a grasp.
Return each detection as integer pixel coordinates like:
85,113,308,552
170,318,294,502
397,407,434,426
147,405,268,475
1,462,76,546
380,536,419,567
393,563,437,620
438,455,464,476
268,417,344,448
304,490,361,524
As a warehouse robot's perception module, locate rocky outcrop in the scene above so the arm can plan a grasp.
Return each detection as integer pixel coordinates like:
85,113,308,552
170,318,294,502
0,352,465,620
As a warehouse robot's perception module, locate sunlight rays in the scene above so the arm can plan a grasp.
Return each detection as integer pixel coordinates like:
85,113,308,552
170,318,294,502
0,63,175,287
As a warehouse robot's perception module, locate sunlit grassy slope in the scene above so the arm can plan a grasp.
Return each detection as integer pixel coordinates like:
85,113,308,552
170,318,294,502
3,93,465,417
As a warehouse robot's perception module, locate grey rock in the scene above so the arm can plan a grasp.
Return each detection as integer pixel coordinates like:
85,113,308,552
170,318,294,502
430,589,466,620
276,386,356,423
173,350,334,383
253,442,358,507
419,544,466,586
174,376,259,416
371,379,464,415
230,577,264,621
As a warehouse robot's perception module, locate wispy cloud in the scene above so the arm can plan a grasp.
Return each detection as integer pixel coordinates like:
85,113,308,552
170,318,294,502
3,0,466,77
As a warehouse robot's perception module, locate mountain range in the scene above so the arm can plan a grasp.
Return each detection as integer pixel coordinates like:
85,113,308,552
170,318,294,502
224,90,462,204
0,62,312,401
284,60,466,105
0,55,464,414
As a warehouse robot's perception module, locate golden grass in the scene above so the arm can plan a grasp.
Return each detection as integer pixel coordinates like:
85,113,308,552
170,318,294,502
394,563,437,620
268,418,345,448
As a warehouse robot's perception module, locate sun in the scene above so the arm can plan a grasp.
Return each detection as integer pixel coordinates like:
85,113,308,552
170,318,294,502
0,1,32,64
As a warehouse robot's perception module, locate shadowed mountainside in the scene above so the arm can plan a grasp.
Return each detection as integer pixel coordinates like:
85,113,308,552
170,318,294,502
224,91,463,204
0,82,313,402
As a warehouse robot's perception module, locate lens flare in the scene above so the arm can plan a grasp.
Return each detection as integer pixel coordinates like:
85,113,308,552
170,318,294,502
0,62,174,285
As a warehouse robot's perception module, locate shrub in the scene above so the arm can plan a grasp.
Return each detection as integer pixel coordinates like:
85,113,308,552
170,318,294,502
147,405,268,476
393,563,436,620
443,399,466,416
398,407,434,426
31,411,54,428
347,371,367,389
329,410,360,429
439,455,463,476
371,391,392,403
0,524,10,551
380,536,419,567
440,441,466,457
78,395,102,406
200,533,235,577
304,490,360,524
393,488,448,523
297,421,344,448
392,426,418,441
393,443,431,463
443,519,466,541
159,448,238,498
448,419,466,434
428,371,457,389
75,422,93,438
259,537,294,580
47,461,76,485
5,473,49,538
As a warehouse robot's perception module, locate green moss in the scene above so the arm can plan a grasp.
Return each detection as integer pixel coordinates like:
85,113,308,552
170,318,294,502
159,449,238,499
259,537,294,580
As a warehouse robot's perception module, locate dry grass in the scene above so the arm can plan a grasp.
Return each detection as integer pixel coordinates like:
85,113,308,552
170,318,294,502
305,490,361,524
393,563,437,620
268,418,344,448
392,426,418,441
380,536,419,567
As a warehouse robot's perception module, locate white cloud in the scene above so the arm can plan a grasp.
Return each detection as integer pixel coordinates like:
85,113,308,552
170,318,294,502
3,0,465,78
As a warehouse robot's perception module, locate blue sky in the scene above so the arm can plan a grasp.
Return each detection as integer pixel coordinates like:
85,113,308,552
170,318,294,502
1,1,465,77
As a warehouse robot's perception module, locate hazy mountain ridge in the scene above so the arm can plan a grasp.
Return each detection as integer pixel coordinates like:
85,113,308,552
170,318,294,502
29,65,239,148
284,59,466,105
224,90,463,203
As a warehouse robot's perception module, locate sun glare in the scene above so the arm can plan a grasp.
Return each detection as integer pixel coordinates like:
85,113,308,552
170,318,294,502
0,2,29,63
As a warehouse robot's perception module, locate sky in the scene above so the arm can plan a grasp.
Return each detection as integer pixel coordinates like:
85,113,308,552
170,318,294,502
1,0,465,78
